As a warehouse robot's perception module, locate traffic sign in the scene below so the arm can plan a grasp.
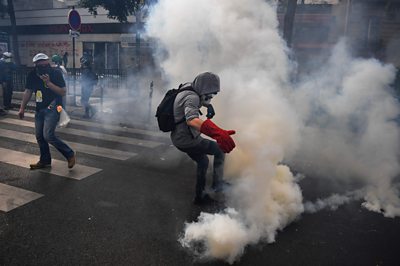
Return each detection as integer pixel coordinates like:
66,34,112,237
69,29,80,38
68,8,81,31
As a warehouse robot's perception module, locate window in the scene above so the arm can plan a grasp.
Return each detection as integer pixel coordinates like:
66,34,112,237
83,42,120,71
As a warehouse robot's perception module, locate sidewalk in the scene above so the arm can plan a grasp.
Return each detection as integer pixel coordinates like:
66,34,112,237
2,91,159,131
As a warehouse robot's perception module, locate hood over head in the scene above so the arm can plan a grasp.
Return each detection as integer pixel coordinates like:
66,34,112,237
192,72,220,96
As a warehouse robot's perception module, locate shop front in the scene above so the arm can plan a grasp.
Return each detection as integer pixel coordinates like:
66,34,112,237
0,22,152,71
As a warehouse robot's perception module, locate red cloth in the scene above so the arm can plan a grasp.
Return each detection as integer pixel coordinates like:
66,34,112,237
200,119,236,153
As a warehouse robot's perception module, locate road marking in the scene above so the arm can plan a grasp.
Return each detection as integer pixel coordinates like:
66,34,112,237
0,147,102,180
7,110,169,139
71,119,169,139
0,183,43,212
0,128,137,161
1,118,163,148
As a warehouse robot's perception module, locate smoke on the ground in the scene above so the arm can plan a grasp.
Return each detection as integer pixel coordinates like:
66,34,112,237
304,189,364,213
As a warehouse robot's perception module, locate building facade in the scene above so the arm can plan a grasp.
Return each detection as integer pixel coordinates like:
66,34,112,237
280,0,400,68
1,0,399,70
0,0,153,72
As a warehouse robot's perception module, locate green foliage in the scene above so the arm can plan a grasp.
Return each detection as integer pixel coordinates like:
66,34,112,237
79,0,147,22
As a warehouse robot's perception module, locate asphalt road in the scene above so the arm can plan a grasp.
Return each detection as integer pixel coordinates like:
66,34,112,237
0,111,399,266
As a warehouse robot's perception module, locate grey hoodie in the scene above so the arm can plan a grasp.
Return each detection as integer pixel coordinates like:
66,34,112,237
170,72,220,149
192,72,220,96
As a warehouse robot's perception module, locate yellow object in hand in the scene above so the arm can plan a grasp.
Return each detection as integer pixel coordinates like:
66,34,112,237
57,105,62,113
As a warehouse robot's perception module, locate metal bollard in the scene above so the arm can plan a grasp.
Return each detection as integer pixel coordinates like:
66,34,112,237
148,81,153,122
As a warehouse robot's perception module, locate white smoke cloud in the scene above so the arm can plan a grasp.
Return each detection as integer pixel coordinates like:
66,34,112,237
146,0,400,263
289,39,400,218
179,208,250,264
304,189,364,213
147,0,303,263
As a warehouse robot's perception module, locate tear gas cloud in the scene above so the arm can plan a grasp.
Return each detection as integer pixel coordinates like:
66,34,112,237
147,0,302,263
146,0,400,263
304,189,364,213
289,40,400,218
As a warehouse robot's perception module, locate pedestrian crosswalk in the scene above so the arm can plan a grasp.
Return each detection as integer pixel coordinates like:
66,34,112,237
0,147,102,180
0,112,170,212
8,110,169,138
0,128,137,160
2,118,162,149
0,183,43,212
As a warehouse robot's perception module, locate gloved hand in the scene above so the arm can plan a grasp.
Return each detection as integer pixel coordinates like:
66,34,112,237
206,105,215,119
200,119,236,153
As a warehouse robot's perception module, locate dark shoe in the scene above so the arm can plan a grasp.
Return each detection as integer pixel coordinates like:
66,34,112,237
67,154,76,169
212,181,231,193
30,161,51,170
193,194,217,205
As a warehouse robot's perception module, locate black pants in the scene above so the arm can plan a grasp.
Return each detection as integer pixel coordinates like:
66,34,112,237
2,80,13,108
81,86,94,116
179,139,225,198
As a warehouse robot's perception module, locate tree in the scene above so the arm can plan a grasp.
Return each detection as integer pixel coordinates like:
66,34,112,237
0,0,20,65
79,0,150,23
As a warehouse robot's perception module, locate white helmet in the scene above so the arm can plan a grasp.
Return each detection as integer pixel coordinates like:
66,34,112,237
3,52,12,58
33,53,49,63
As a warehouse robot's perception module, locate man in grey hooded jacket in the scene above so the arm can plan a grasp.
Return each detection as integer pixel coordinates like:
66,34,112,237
172,72,236,205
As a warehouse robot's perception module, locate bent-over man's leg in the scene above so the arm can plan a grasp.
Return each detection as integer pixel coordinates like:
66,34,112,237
186,152,209,200
207,141,225,190
182,139,226,201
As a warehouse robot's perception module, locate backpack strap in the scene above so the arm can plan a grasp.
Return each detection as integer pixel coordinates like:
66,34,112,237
175,85,199,126
178,83,198,94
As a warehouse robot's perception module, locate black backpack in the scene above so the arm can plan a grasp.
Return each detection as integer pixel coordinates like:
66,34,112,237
155,85,196,132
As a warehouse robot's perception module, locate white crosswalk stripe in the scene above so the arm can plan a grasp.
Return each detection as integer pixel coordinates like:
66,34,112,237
7,110,169,139
0,128,137,160
0,147,102,180
0,183,43,212
1,118,163,149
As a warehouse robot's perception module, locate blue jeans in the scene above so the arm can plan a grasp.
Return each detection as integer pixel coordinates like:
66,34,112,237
35,107,74,163
178,139,225,198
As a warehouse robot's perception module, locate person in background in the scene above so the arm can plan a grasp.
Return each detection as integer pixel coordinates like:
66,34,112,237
80,56,98,118
0,52,16,110
0,87,5,116
171,72,236,205
52,54,68,109
52,54,68,77
18,53,76,170
62,51,68,68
